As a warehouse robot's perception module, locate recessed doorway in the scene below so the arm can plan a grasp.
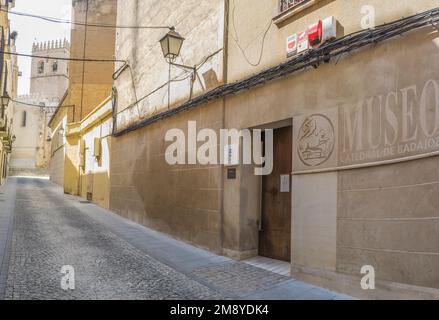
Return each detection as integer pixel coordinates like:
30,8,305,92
259,126,292,262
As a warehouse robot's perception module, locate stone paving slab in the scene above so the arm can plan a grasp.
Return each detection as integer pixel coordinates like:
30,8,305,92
189,262,290,298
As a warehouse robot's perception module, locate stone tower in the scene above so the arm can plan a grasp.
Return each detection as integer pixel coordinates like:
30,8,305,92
30,39,70,104
10,40,70,174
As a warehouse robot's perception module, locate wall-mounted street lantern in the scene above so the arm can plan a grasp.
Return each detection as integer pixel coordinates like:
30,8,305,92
0,93,10,107
159,27,185,62
11,135,16,144
159,27,197,109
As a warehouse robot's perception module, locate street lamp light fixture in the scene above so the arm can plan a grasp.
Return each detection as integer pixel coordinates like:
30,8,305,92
0,93,10,107
159,27,185,62
159,28,197,109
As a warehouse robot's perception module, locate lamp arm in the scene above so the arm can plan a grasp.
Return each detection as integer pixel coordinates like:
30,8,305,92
169,62,196,72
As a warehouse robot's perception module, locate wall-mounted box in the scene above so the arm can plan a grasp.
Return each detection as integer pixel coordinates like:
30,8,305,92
308,20,323,46
286,33,298,57
297,30,309,53
285,16,338,57
93,137,102,159
79,139,86,168
322,16,337,42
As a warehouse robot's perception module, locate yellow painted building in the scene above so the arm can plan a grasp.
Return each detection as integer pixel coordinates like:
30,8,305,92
0,0,19,185
48,92,69,187
66,97,112,208
49,0,116,207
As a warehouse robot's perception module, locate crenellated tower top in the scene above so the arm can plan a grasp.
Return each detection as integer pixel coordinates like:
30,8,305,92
32,39,70,52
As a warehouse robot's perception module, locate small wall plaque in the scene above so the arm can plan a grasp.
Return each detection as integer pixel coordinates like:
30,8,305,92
280,174,290,193
227,168,237,180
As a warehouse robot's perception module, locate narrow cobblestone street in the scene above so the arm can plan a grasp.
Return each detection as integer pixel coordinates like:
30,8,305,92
0,177,350,300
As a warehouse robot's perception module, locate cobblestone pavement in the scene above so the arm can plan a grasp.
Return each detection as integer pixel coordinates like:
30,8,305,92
0,177,350,300
3,178,224,300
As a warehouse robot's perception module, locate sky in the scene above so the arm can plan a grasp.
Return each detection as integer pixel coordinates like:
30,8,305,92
10,0,72,95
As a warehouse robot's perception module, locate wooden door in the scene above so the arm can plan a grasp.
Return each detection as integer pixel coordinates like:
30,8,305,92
259,126,292,262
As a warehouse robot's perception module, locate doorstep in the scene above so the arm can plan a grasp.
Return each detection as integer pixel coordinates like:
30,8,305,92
243,256,291,277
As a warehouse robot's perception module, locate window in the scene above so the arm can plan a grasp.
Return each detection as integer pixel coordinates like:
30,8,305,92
21,110,27,127
275,0,321,24
37,61,44,74
52,61,58,72
279,0,310,14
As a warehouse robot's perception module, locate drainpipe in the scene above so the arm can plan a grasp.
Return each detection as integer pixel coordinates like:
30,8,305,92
220,0,230,255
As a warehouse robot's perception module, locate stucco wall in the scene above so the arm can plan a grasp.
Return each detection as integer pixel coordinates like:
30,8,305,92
10,105,41,170
106,0,439,296
114,0,226,131
110,100,224,252
49,114,67,187
110,0,227,251
80,114,112,209
227,0,439,82
338,156,439,289
50,145,65,187
223,25,439,294
69,0,117,122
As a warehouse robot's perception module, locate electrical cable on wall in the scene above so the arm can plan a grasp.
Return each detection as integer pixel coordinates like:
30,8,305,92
228,0,273,67
11,98,74,109
0,50,126,63
0,8,172,30
114,48,223,118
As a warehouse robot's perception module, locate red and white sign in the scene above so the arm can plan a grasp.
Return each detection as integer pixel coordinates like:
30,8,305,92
286,16,338,57
297,30,309,53
308,20,323,46
286,34,298,56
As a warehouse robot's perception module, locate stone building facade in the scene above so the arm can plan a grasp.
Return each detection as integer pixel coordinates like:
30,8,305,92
10,40,70,174
109,0,439,299
0,0,19,185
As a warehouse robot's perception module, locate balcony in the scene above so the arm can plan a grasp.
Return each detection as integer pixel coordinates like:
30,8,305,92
274,0,322,25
